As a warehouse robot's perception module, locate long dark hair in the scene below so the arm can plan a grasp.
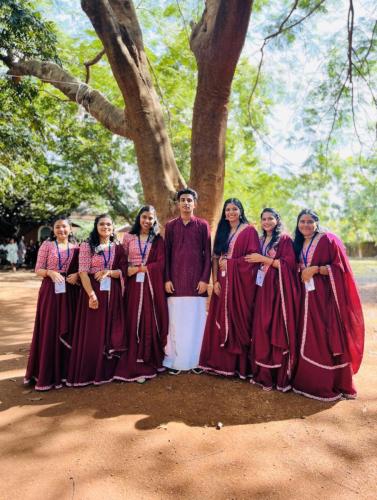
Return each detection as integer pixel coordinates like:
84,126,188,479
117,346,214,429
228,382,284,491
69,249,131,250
214,198,248,255
129,205,160,239
49,215,76,243
260,208,282,250
88,213,117,253
293,209,320,260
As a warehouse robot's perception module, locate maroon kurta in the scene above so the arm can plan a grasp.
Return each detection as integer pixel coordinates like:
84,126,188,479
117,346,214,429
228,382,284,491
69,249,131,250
115,235,169,381
164,216,211,296
25,246,79,390
67,243,126,387
292,232,364,401
199,225,260,378
250,235,300,391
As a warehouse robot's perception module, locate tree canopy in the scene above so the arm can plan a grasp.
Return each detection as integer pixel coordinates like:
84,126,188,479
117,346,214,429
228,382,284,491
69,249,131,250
0,0,376,244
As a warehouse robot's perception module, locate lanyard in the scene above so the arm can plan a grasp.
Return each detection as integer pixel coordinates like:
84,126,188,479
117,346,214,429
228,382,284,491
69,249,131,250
55,241,70,271
261,237,272,256
226,222,241,253
101,242,112,269
301,235,316,267
138,234,151,264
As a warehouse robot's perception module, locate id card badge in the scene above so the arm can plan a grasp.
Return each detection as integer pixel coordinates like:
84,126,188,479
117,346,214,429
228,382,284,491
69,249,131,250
54,279,66,294
221,270,226,278
100,276,111,291
136,272,145,283
256,269,265,287
305,277,315,292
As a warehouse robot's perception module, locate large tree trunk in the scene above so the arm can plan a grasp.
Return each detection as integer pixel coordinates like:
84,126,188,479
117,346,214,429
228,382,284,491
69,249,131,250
190,0,253,230
81,0,185,224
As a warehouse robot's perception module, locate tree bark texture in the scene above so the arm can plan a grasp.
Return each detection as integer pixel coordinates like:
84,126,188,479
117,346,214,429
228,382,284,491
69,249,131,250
190,0,253,230
81,0,185,225
8,59,130,137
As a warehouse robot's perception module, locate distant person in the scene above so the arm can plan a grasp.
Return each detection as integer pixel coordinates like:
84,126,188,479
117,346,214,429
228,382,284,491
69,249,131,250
24,217,80,391
199,198,260,378
114,206,168,383
246,208,300,392
0,239,7,266
163,188,211,374
292,209,364,401
17,236,26,268
5,238,18,272
25,239,37,268
67,214,126,387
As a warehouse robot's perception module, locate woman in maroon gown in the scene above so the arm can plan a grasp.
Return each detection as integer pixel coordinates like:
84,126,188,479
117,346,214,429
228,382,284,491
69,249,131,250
114,206,168,383
199,198,260,378
246,208,300,392
292,209,364,401
67,214,126,387
25,217,80,390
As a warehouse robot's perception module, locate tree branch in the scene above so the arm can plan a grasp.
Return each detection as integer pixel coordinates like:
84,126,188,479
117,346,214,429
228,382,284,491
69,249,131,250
107,0,145,53
346,0,364,148
265,0,326,42
81,0,153,104
6,59,132,139
325,73,349,157
190,0,253,66
351,53,377,107
347,0,354,84
264,0,300,43
84,49,105,84
361,19,377,66
175,0,191,43
247,0,326,116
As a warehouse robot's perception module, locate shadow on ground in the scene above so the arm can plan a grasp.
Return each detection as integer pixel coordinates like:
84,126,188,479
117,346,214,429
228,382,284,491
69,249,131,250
0,372,337,429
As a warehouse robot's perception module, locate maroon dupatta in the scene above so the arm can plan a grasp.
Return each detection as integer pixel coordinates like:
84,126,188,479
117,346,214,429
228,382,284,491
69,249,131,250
214,225,260,354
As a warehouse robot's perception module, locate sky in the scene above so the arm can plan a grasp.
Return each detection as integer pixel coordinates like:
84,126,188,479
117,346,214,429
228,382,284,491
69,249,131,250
245,1,377,173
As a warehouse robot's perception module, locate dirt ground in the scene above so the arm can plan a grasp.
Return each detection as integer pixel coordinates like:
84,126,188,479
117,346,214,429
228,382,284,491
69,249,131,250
0,264,376,500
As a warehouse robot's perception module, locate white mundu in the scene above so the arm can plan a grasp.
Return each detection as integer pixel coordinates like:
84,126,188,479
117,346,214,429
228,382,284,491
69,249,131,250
163,297,207,371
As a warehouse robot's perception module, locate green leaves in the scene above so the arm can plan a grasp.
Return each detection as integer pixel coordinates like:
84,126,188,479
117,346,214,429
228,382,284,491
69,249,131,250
0,0,59,62
0,76,140,233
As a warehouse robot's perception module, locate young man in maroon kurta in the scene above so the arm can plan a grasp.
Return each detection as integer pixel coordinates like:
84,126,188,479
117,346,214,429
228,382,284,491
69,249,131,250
163,188,211,372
